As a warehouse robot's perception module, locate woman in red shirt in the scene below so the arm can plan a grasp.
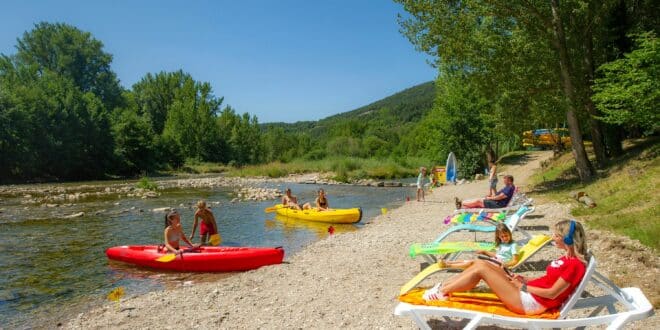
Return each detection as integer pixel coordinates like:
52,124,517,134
423,220,588,315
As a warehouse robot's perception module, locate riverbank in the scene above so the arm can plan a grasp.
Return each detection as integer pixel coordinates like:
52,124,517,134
65,151,658,329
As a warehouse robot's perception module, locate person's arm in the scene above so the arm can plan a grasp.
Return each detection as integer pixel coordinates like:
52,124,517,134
208,210,218,233
505,253,520,268
190,212,199,239
516,276,571,299
487,191,507,201
180,231,194,248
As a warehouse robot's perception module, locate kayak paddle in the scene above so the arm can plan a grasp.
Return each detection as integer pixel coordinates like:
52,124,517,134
156,253,178,262
209,233,221,246
155,246,199,262
264,206,281,213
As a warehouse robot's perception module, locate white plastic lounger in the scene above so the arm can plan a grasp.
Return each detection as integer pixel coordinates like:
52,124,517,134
394,257,654,330
402,235,553,295
433,205,534,247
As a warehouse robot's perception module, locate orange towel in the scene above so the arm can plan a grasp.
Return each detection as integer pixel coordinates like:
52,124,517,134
399,288,560,319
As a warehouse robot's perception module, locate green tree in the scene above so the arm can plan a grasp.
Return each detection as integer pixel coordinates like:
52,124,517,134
592,32,659,133
14,22,123,111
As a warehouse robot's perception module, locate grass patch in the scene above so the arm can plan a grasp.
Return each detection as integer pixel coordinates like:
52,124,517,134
226,157,424,181
182,161,230,174
136,176,158,191
529,138,660,251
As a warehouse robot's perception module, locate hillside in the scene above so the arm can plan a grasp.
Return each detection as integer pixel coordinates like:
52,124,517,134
261,81,435,134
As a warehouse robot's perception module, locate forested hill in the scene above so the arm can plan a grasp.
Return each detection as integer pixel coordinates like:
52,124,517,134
261,81,435,133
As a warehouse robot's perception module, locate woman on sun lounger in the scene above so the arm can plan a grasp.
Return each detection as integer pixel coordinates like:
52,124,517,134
423,220,588,316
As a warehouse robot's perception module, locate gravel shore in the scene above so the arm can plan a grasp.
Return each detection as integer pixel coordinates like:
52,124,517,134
65,151,658,329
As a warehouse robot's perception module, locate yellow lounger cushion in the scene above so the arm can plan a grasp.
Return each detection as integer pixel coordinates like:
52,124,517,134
399,288,560,319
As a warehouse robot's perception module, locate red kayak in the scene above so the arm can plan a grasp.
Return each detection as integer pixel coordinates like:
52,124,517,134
106,245,284,272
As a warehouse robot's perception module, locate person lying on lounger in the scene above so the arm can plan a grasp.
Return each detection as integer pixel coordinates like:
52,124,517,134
423,219,588,316
455,175,515,209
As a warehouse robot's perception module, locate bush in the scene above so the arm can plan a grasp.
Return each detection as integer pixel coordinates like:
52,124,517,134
136,176,158,190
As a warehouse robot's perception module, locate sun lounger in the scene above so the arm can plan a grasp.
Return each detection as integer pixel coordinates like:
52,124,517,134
432,205,534,249
395,256,654,330
402,234,553,295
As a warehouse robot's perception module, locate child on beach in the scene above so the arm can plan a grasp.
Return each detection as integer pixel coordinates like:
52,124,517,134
416,167,427,202
439,223,519,269
488,160,498,196
164,209,196,254
190,200,219,246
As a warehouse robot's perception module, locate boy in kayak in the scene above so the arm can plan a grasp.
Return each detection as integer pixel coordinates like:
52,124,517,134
164,209,196,254
282,188,302,210
190,200,219,245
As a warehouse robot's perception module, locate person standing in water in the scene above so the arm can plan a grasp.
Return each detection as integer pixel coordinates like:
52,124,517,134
416,167,427,202
190,200,219,246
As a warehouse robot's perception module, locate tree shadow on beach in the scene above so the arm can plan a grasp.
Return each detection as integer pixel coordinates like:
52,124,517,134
428,318,504,329
498,152,532,166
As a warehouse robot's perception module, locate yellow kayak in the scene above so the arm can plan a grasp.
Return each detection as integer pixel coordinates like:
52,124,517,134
270,204,362,224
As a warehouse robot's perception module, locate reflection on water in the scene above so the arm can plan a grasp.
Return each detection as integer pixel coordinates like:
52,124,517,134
0,180,414,328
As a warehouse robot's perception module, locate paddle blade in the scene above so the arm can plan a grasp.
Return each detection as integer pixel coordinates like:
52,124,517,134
209,234,221,246
156,253,177,262
264,206,279,213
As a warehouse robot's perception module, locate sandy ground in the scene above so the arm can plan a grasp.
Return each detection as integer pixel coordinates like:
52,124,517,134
65,151,658,329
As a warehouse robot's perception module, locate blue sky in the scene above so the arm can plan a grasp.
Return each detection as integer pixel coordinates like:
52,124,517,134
0,0,436,123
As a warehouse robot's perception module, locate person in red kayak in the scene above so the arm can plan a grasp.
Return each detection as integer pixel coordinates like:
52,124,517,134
164,209,196,254
190,200,219,245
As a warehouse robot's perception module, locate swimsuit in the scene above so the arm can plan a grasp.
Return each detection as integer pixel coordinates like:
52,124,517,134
318,197,328,208
200,221,217,236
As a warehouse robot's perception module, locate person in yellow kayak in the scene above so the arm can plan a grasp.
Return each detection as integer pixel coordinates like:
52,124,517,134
303,188,330,211
282,188,302,210
164,209,196,254
190,200,220,245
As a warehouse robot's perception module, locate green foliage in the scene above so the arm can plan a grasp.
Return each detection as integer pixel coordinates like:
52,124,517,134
136,176,158,191
593,32,659,133
531,138,660,250
398,74,493,177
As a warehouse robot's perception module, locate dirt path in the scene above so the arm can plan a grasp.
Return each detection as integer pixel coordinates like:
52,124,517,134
65,151,658,329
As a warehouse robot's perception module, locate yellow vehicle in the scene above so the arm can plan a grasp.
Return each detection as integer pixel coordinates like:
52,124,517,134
522,128,571,149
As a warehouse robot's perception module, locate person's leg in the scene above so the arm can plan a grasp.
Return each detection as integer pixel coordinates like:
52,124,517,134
442,259,474,269
461,198,485,208
417,188,422,201
302,202,311,210
441,259,524,313
200,233,209,246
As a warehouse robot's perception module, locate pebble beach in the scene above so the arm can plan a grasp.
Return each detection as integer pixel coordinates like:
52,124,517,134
64,151,659,329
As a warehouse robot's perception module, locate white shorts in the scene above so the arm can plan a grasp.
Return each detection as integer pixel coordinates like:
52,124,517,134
519,291,545,315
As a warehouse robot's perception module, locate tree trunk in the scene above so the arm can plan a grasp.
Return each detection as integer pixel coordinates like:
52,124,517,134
582,3,608,168
604,123,624,156
550,0,593,181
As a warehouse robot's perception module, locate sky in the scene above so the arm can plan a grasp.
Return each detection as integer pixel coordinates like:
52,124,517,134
0,0,437,123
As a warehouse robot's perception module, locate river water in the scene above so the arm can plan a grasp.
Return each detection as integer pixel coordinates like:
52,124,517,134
0,179,415,328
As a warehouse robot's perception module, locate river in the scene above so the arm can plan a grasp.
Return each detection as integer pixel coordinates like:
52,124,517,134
0,178,415,328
